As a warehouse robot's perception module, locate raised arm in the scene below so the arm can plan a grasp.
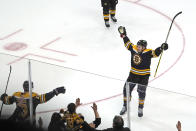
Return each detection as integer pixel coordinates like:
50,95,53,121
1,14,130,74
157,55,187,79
88,103,101,128
75,98,82,109
176,121,182,131
151,43,168,58
38,86,66,104
91,103,100,119
118,26,134,51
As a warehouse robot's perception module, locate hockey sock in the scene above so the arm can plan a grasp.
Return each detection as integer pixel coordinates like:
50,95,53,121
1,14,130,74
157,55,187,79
139,99,144,108
103,14,109,21
110,9,116,16
123,96,131,106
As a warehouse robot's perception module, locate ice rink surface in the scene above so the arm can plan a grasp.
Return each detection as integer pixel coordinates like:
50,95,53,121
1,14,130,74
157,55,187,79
0,0,196,130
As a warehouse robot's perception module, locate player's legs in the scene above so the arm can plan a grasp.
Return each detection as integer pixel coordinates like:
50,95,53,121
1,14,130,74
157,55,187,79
137,75,149,117
120,73,137,115
123,82,136,107
109,0,118,22
137,84,147,109
101,0,110,27
120,82,136,115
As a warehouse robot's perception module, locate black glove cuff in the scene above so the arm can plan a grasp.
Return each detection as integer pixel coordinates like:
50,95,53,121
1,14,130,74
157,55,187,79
1,94,8,101
53,89,58,96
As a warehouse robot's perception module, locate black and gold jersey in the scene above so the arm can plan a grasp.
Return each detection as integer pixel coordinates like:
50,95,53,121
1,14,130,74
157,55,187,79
62,111,83,130
2,91,56,121
123,36,162,76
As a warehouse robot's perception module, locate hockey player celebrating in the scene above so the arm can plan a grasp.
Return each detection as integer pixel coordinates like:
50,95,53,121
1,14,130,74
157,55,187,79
61,102,84,131
60,98,84,131
0,80,65,125
101,0,118,27
118,26,168,117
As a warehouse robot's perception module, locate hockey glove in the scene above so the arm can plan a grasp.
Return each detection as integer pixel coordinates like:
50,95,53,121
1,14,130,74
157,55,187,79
101,0,109,7
0,93,8,101
53,86,66,96
118,26,127,38
161,43,168,50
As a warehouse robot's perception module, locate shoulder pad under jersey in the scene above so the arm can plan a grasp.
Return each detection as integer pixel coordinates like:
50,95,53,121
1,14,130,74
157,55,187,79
32,92,39,97
133,45,138,52
13,92,22,97
143,49,152,53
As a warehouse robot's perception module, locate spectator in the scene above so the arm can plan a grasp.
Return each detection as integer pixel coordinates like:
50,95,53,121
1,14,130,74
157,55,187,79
89,103,101,128
48,112,66,131
0,81,65,126
81,115,130,131
176,121,182,131
60,99,101,131
0,118,44,131
60,99,83,131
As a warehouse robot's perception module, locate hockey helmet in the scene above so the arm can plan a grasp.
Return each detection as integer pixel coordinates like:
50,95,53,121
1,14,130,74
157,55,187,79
67,103,76,114
23,80,34,91
137,40,147,48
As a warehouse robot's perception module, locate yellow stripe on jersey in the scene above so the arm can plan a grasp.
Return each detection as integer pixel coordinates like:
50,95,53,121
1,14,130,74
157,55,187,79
124,41,133,49
40,95,43,103
132,45,138,52
152,50,158,58
103,14,109,16
39,94,46,103
143,49,152,53
131,67,150,71
13,92,38,98
130,70,150,75
104,17,109,20
139,99,144,104
13,92,22,97
124,97,131,101
131,67,150,75
125,41,129,46
139,102,144,105
110,10,116,14
103,14,109,20
43,94,46,102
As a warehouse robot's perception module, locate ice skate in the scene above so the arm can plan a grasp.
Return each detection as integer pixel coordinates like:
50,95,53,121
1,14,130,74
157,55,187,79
138,108,143,117
111,16,117,22
120,106,127,115
105,21,110,27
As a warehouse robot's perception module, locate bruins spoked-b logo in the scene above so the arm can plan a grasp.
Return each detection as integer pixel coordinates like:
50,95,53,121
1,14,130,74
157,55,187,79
133,54,142,65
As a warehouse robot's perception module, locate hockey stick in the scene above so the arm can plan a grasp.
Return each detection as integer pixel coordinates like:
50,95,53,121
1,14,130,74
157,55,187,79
0,66,12,117
154,11,182,77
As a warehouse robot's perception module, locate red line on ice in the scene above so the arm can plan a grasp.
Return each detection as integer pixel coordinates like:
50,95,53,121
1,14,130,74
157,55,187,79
134,0,142,3
0,29,23,40
40,37,78,56
6,37,79,64
37,93,122,114
37,0,186,114
7,54,29,65
127,0,141,3
7,53,65,65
